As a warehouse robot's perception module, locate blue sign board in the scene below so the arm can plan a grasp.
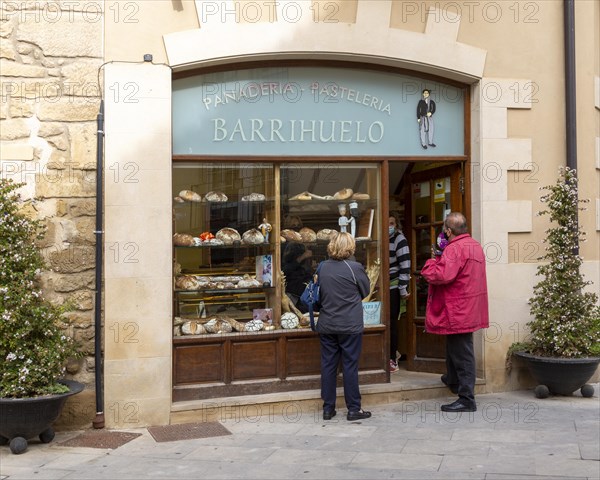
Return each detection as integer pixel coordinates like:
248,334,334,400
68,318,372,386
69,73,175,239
173,67,464,156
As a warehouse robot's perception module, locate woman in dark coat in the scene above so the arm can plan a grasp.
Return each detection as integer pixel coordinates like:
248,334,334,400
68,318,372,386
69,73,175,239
282,242,313,313
316,232,371,421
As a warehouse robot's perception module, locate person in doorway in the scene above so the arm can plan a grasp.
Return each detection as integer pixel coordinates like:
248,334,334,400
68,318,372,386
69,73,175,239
282,242,313,313
316,232,371,421
417,88,436,149
388,212,410,373
420,212,489,412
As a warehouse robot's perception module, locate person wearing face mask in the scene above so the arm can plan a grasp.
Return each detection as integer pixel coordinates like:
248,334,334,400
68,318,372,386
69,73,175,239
388,212,410,373
420,212,489,412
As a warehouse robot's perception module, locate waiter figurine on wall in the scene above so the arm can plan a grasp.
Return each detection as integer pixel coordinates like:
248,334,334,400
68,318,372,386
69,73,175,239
338,204,350,233
417,88,436,149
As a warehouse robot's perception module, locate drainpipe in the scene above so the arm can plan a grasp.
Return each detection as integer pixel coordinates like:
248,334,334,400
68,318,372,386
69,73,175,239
92,100,105,429
564,0,577,173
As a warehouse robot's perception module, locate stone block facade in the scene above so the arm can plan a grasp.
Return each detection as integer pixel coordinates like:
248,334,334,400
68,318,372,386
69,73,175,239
0,2,102,424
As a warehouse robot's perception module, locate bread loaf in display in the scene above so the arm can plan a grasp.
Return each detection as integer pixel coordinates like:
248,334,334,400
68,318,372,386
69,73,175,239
281,312,300,329
216,228,241,245
289,191,312,201
204,238,224,246
299,227,317,243
178,190,202,202
351,192,370,200
241,193,265,201
173,233,195,247
316,228,335,241
244,319,264,332
242,228,265,244
238,275,260,288
281,229,303,242
175,275,199,290
181,320,207,335
204,191,228,202
333,188,353,200
204,316,233,334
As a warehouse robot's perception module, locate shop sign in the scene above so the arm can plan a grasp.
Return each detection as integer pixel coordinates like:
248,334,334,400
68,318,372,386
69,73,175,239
173,67,464,156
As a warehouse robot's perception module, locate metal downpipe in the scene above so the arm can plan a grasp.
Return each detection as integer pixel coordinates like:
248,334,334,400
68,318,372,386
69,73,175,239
92,100,105,429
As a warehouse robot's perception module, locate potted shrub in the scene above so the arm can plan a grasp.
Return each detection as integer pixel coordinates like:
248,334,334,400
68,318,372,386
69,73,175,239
508,167,600,398
0,178,83,454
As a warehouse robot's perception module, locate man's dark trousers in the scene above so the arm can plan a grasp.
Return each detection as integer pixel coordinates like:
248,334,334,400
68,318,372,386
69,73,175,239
445,332,476,407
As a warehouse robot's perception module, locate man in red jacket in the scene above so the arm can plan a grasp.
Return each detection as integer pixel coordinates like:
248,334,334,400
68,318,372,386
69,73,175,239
420,212,489,412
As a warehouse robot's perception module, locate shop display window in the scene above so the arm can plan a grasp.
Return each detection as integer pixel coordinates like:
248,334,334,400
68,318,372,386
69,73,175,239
172,161,383,337
172,163,276,335
280,163,382,322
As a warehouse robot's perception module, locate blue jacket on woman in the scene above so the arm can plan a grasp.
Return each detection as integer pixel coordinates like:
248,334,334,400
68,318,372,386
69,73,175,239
316,259,370,335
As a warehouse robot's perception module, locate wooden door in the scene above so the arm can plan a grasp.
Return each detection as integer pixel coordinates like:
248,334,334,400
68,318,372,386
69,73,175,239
406,164,464,373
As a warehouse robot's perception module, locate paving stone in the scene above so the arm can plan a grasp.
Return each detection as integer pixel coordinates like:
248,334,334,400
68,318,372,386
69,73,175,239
221,419,306,436
579,442,600,461
451,428,536,443
0,467,74,480
534,456,600,478
440,454,536,475
265,447,357,466
373,425,454,440
317,434,409,454
188,444,278,463
489,441,581,459
401,439,490,456
350,451,443,471
295,422,378,438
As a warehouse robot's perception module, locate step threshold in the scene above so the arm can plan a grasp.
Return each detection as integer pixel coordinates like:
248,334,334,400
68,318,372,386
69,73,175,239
171,369,485,413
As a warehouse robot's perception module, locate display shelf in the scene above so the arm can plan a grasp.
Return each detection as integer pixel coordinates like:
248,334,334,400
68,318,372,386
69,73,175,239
283,239,377,247
174,243,273,249
285,198,376,208
174,287,274,294
172,322,385,343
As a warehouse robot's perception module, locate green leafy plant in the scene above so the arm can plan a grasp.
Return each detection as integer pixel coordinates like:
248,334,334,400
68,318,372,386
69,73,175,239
0,178,80,397
509,167,600,362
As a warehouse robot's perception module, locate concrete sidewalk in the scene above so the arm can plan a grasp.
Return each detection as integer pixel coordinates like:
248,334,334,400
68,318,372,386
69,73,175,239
1,387,599,480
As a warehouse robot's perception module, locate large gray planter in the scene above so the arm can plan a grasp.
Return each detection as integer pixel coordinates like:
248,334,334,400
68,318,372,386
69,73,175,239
0,380,84,454
514,351,600,398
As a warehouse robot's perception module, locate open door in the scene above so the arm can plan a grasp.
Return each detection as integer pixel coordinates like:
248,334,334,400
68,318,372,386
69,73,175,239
406,163,465,373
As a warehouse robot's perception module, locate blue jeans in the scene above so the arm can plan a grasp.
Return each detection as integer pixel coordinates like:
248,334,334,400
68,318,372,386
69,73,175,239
319,333,363,413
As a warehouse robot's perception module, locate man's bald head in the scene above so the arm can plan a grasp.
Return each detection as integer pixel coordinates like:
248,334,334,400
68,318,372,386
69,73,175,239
445,212,468,236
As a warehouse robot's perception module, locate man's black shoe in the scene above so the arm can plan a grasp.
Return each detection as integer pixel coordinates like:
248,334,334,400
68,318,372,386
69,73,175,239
347,410,372,421
441,374,459,394
441,399,476,412
323,410,336,420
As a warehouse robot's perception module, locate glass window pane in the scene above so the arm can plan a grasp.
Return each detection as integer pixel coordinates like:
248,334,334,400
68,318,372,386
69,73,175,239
433,177,451,222
172,163,275,327
413,181,431,225
280,163,382,322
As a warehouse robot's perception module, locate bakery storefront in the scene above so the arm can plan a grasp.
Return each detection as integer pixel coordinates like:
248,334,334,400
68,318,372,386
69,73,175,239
169,65,468,402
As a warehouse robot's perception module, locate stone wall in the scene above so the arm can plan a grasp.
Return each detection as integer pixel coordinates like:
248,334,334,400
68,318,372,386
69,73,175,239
0,1,102,425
